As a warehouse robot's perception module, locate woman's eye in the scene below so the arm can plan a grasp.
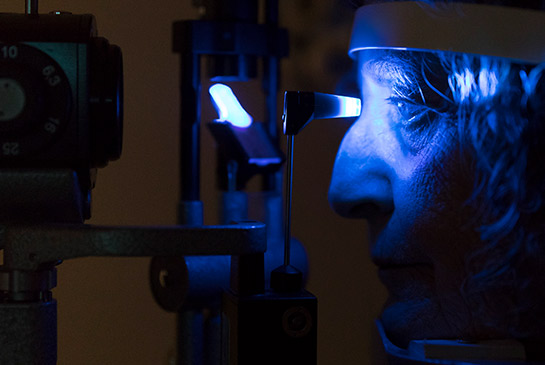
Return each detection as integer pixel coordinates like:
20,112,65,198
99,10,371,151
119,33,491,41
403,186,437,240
395,101,428,126
388,96,441,152
389,97,432,131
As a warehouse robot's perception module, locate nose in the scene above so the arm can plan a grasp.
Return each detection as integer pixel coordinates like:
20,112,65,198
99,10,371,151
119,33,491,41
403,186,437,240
328,119,395,219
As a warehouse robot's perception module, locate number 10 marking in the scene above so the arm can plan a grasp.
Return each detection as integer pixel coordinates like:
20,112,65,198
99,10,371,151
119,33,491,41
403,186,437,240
1,46,18,59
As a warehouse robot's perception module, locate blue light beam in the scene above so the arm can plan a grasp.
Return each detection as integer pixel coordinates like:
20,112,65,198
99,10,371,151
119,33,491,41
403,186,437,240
283,91,361,135
314,92,361,119
209,83,253,128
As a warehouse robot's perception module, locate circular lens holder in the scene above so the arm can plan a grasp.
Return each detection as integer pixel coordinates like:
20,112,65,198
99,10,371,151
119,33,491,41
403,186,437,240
0,42,71,160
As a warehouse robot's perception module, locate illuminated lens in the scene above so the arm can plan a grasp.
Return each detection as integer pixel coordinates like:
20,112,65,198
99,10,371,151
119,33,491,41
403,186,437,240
314,93,361,119
209,83,253,128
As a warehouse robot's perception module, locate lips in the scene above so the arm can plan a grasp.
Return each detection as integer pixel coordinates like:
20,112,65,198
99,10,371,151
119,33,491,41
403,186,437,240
375,262,435,301
375,261,433,270
376,262,434,280
372,254,433,268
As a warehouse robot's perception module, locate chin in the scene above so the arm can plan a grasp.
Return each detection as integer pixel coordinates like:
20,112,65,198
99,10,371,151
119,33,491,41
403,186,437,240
379,294,471,349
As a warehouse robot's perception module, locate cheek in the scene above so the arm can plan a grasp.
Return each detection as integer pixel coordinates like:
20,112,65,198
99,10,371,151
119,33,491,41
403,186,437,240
408,146,479,269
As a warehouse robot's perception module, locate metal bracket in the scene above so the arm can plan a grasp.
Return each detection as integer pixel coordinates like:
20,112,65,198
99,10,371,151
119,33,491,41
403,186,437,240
1,221,266,271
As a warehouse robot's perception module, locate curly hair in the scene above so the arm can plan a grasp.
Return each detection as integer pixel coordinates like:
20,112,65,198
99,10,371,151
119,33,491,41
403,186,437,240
442,53,545,338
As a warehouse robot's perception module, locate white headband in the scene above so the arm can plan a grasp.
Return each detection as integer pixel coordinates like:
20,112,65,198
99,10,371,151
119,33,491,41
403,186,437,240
348,2,545,64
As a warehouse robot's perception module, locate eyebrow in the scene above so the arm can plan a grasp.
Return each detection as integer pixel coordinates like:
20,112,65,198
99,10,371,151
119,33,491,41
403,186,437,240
362,52,454,112
363,54,421,98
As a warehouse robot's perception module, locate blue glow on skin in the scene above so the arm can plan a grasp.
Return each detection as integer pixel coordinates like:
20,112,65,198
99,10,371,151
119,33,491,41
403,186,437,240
329,53,489,348
209,83,253,128
347,74,414,179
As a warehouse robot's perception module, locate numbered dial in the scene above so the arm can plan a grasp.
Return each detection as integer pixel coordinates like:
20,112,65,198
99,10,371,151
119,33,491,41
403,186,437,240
0,43,71,158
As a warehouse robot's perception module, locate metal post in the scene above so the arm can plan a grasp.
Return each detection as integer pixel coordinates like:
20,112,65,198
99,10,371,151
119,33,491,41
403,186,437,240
180,51,201,203
262,0,281,192
178,28,204,365
264,0,280,141
178,310,204,365
25,0,38,14
284,135,294,266
178,50,204,226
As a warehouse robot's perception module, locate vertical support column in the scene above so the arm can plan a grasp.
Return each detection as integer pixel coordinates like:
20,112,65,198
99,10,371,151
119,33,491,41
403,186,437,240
262,0,281,192
177,32,204,365
178,310,204,365
25,0,38,14
179,50,203,226
264,0,280,141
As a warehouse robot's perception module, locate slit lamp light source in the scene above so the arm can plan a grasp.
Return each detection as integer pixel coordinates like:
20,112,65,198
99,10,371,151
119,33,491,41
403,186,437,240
209,83,253,128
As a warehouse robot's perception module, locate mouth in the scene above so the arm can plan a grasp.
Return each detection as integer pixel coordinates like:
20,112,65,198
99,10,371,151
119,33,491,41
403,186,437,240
376,262,434,276
372,256,433,270
375,262,435,294
375,262,433,270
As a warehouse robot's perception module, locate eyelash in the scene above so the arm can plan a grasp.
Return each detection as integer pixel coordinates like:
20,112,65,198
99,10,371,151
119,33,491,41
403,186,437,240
387,96,435,131
386,96,444,151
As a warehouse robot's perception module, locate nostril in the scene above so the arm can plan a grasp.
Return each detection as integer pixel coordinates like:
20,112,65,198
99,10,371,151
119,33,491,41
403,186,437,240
329,195,394,219
350,202,379,219
329,177,394,219
349,201,394,220
329,160,395,219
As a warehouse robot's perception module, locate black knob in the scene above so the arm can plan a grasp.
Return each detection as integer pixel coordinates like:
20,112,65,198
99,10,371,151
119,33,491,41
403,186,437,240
89,37,123,167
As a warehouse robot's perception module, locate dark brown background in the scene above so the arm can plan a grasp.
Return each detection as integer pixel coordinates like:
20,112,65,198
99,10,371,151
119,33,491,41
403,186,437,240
2,1,386,363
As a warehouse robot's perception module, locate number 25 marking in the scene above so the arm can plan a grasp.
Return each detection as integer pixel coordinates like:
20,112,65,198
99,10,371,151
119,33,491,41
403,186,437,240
2,142,20,156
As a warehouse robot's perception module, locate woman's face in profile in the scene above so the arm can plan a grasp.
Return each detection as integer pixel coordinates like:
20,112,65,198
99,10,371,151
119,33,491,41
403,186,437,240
328,51,509,347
